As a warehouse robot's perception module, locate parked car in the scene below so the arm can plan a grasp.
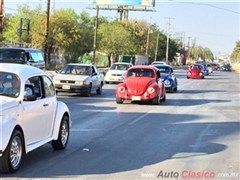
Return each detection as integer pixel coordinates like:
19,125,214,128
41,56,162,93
116,66,166,105
187,64,205,79
152,64,178,93
104,62,133,84
0,63,70,173
53,64,104,96
222,63,232,72
0,47,45,70
151,61,167,65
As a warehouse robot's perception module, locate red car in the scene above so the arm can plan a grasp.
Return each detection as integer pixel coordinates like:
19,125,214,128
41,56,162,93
187,64,205,79
115,66,166,105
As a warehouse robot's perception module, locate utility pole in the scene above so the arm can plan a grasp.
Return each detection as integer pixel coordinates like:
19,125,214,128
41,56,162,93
187,36,191,64
165,17,173,64
145,17,152,56
44,0,51,65
0,0,4,37
154,32,159,61
93,5,99,65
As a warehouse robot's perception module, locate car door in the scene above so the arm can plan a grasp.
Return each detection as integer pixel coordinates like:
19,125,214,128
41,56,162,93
21,75,48,144
91,66,100,89
42,76,57,137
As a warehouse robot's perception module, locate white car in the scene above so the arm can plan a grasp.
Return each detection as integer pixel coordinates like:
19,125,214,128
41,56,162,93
53,64,104,96
0,63,70,173
104,62,133,84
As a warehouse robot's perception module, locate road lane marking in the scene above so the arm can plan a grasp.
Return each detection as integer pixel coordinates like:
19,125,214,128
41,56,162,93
128,111,153,125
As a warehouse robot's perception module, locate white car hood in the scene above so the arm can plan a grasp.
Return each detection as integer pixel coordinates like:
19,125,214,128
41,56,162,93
107,70,126,75
53,74,89,81
0,96,19,115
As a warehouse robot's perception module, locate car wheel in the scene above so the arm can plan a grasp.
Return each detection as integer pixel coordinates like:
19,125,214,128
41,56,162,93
96,84,102,94
169,86,174,93
174,86,178,92
105,81,109,84
0,130,23,173
116,96,123,104
84,85,92,97
187,77,190,79
52,116,69,150
152,94,160,105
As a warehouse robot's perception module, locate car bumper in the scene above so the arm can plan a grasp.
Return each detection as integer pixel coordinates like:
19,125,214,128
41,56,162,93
105,76,124,82
116,91,158,101
55,84,90,93
187,75,204,79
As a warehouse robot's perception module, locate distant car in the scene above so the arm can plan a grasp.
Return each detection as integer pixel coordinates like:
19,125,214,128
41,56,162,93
211,62,218,70
0,63,70,173
206,63,213,73
104,62,133,84
187,64,205,79
0,47,45,70
152,64,178,93
151,61,167,65
116,66,166,105
53,64,104,96
195,62,209,75
222,64,232,72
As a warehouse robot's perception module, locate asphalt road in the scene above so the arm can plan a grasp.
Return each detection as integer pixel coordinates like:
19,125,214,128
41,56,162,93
2,69,239,180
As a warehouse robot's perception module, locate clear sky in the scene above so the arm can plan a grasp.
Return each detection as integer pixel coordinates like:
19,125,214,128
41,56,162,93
4,0,240,56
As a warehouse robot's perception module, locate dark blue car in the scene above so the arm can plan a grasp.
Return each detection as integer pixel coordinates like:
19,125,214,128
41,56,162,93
152,64,178,93
196,62,209,75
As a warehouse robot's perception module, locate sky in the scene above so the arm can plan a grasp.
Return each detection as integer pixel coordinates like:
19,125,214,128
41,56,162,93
4,0,240,56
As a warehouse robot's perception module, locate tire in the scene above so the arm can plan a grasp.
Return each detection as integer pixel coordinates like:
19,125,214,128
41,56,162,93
96,84,102,94
116,96,123,104
162,94,166,101
152,94,160,105
84,85,92,97
0,130,23,173
187,77,190,79
105,81,109,84
174,86,178,92
169,86,174,93
52,116,70,150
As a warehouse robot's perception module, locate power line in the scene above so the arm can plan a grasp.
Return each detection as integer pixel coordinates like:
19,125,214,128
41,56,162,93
181,2,240,14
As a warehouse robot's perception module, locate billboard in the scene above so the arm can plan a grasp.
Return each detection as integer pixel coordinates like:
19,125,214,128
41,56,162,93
89,0,155,7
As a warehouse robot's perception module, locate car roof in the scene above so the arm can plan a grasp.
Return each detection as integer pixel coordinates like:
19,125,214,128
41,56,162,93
129,65,156,70
152,64,172,68
67,63,93,67
0,47,41,51
112,62,132,64
0,63,45,80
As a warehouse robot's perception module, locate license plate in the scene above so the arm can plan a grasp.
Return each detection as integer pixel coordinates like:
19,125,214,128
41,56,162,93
62,85,70,89
132,96,141,100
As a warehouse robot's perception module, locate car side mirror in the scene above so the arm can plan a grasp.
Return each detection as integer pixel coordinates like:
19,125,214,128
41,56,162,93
24,94,37,101
93,72,98,76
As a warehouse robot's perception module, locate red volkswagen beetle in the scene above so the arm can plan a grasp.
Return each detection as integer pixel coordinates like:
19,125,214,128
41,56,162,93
187,64,205,79
115,66,166,105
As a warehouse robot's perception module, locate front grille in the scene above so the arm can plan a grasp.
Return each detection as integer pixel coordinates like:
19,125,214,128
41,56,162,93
60,80,75,84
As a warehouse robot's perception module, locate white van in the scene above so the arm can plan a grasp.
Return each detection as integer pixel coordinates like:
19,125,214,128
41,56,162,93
0,47,45,70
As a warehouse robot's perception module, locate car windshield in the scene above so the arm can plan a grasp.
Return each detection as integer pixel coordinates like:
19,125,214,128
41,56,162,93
154,66,170,74
127,69,154,78
0,72,21,98
59,65,91,75
110,64,129,70
0,49,25,63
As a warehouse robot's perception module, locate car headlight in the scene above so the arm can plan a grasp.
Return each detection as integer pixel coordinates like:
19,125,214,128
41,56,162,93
164,80,170,85
76,81,87,85
118,86,125,92
147,87,155,94
53,79,60,84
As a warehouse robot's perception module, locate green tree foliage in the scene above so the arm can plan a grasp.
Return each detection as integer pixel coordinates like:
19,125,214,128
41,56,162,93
231,40,240,62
